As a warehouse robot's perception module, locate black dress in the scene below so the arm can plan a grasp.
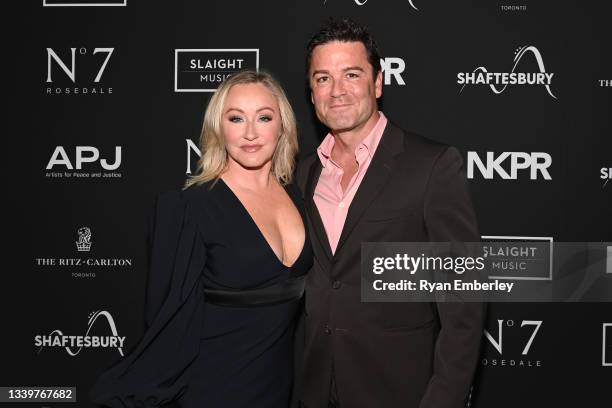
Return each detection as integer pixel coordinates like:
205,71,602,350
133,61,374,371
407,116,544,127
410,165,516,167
90,179,313,408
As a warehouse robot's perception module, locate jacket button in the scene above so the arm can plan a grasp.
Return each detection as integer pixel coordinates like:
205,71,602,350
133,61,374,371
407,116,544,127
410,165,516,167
324,324,332,335
332,280,341,289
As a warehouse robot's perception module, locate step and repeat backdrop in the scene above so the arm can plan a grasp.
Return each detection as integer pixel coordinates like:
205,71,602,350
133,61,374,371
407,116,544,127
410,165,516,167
4,1,611,407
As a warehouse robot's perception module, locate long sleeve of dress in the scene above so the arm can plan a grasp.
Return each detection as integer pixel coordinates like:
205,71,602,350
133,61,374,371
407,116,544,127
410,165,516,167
90,191,208,408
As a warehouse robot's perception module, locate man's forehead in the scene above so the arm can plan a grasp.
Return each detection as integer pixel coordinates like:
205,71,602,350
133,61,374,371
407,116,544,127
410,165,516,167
311,41,370,69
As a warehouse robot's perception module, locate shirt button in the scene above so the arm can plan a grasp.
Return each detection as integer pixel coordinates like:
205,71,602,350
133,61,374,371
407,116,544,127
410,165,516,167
324,324,332,335
332,280,341,289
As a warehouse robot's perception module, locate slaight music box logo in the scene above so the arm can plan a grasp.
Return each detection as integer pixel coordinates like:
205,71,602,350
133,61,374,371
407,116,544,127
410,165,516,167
43,0,126,6
174,49,259,92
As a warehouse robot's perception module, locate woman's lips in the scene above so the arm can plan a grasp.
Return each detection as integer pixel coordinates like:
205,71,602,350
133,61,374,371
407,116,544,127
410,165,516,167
241,144,263,153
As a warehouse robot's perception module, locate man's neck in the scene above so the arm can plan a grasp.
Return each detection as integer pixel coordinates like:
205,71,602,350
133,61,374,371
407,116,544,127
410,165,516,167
331,110,380,162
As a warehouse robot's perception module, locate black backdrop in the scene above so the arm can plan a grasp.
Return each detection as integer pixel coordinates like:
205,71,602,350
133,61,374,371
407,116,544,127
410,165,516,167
4,1,611,407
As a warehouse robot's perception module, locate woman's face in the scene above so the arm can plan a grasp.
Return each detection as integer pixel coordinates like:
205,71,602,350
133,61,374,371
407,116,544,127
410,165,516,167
221,83,282,172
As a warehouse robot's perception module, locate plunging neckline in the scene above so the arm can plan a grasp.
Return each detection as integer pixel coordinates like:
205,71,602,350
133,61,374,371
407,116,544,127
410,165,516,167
217,178,307,269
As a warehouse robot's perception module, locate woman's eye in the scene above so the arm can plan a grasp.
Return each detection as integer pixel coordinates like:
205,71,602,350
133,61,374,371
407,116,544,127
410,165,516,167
259,115,272,122
228,116,243,123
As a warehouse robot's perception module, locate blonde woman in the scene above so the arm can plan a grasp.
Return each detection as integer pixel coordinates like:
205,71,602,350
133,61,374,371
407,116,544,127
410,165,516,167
91,71,312,408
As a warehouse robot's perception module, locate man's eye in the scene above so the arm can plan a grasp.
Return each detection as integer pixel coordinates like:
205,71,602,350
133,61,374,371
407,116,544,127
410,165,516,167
228,116,243,123
347,72,359,79
316,76,328,83
259,115,272,122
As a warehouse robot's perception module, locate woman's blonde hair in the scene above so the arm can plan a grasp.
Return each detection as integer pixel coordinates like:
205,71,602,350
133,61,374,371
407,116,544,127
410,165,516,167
184,70,298,189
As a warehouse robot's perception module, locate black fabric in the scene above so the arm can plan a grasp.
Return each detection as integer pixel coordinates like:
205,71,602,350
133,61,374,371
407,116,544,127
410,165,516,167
203,275,306,307
90,179,313,408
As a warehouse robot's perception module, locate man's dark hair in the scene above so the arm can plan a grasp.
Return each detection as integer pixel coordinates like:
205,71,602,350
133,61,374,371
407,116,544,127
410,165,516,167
306,18,381,79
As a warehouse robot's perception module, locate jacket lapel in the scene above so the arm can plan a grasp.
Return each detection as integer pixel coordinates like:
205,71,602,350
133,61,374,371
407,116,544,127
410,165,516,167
335,122,405,255
305,159,334,263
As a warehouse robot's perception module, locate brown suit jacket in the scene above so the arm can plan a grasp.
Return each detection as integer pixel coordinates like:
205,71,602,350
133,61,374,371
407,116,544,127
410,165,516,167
294,121,485,408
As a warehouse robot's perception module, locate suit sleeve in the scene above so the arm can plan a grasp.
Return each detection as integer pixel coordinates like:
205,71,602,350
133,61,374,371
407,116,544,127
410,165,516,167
419,147,486,408
90,191,208,408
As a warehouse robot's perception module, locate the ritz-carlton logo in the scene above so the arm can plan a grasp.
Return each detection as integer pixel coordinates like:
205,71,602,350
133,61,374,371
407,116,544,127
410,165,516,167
458,45,557,99
76,226,92,252
324,0,419,11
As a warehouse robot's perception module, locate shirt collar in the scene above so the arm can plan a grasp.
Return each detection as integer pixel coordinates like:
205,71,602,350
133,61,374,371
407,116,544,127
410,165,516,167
317,111,388,168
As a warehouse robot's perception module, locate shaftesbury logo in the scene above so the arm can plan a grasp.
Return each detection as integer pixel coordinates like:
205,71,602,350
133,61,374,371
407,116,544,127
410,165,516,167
43,1,126,6
323,0,419,11
174,49,259,92
458,45,557,99
35,310,126,357
604,323,612,366
46,47,114,95
76,227,92,252
482,319,543,367
601,167,611,188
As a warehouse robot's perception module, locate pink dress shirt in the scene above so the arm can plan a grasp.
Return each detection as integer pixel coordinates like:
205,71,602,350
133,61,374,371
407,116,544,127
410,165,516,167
314,112,388,254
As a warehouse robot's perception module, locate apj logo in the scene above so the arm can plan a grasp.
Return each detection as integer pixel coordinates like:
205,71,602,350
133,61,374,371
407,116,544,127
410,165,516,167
45,146,122,180
458,45,557,99
324,0,419,11
35,310,126,357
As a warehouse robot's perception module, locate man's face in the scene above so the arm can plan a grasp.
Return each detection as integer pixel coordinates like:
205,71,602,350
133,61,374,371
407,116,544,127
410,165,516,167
309,41,382,133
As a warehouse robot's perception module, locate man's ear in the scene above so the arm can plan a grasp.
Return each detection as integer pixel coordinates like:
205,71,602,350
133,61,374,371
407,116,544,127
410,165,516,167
375,70,383,99
310,90,314,105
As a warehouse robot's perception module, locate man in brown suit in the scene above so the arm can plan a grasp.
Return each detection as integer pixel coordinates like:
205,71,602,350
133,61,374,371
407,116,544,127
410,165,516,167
295,18,485,408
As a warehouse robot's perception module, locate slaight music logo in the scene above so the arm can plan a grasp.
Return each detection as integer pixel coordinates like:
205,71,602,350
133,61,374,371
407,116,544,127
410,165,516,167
43,1,126,6
45,146,122,180
604,323,612,367
481,236,553,281
35,310,126,357
76,227,92,252
175,49,259,92
467,151,552,180
458,45,557,99
46,47,114,95
323,0,419,11
601,167,611,188
482,319,543,368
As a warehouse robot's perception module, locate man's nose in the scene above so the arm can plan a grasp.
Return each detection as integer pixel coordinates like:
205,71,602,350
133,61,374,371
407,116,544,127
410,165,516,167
330,78,346,98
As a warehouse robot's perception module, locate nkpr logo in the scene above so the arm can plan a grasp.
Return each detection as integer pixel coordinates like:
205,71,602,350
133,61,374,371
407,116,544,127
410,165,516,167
35,310,126,357
43,1,126,6
458,45,557,99
482,319,543,368
46,47,114,95
381,58,406,85
45,146,122,180
174,49,259,92
324,0,419,11
467,151,552,180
